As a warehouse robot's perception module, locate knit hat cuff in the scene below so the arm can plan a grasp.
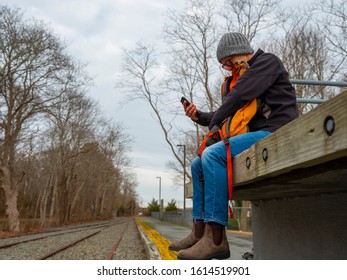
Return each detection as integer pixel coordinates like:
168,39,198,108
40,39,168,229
217,44,254,62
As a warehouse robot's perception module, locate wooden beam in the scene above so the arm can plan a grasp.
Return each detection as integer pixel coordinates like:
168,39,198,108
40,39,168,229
233,91,347,188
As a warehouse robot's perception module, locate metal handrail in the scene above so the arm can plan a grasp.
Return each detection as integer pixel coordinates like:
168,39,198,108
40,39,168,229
290,79,346,104
290,79,347,87
297,98,326,104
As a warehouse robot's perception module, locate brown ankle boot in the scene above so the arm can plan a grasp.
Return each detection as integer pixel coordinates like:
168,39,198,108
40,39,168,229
177,223,230,260
168,222,205,251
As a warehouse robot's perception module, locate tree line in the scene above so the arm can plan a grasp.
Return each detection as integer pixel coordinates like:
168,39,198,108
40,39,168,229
0,6,138,232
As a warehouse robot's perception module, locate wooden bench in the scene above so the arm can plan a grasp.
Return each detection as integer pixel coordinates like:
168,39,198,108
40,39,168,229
232,91,347,259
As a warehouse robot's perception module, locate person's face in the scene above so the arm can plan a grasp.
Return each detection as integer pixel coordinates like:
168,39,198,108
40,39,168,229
221,54,251,72
221,56,234,71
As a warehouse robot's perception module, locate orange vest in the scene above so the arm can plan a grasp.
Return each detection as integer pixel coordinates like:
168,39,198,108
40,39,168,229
198,61,257,156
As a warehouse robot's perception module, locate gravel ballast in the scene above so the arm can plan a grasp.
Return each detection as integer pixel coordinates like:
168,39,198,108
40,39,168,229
0,217,148,260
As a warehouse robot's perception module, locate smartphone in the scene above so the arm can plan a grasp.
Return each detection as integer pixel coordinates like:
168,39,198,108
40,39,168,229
180,96,191,107
181,96,201,117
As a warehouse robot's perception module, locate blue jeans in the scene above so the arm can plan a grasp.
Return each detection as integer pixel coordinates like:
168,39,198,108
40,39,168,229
191,130,271,226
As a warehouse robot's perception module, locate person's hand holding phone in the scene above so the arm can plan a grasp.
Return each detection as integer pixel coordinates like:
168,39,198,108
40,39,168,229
180,96,199,121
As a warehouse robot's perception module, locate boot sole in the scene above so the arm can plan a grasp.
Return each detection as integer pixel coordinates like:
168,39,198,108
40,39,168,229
178,250,230,260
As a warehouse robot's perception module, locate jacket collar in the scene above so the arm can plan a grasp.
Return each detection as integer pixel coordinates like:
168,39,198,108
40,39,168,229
248,49,264,66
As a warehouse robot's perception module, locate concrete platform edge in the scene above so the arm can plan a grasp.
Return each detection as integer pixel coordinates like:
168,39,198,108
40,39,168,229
135,218,162,260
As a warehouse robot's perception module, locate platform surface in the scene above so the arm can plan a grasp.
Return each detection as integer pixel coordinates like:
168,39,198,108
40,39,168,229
138,217,253,260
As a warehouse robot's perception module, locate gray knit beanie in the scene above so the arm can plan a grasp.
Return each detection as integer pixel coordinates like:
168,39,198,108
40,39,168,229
216,32,254,63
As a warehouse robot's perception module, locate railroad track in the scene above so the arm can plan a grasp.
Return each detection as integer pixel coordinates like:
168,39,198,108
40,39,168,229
0,217,148,260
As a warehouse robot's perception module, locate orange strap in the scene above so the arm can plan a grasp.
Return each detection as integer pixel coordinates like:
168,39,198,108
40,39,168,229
198,133,212,156
224,138,234,219
198,129,222,157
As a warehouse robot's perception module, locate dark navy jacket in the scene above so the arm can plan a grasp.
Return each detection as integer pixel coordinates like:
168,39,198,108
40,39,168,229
196,49,299,132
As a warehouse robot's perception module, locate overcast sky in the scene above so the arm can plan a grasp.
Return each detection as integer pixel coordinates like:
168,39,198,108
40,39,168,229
1,0,191,208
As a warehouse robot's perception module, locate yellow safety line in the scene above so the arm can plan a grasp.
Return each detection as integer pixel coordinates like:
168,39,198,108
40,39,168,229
136,218,178,260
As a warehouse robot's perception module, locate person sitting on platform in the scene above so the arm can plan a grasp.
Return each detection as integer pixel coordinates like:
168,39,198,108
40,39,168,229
169,32,298,260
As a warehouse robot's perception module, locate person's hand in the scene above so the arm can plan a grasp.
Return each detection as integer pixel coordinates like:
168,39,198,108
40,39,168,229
183,101,199,121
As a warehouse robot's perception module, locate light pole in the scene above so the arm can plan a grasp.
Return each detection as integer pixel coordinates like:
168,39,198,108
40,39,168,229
177,144,186,215
156,176,162,219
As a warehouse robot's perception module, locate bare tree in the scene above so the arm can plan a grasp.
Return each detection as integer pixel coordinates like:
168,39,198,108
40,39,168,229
44,91,98,224
314,0,347,59
162,0,221,169
0,6,88,231
119,172,138,215
266,4,344,113
164,0,219,111
117,1,221,187
117,43,189,182
87,121,133,218
220,0,284,42
313,0,347,94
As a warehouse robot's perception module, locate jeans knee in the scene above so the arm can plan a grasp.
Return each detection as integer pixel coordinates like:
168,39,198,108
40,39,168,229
201,143,223,163
191,156,201,171
201,144,214,160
